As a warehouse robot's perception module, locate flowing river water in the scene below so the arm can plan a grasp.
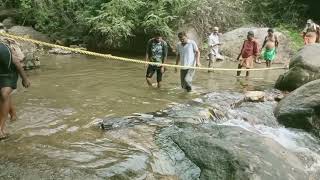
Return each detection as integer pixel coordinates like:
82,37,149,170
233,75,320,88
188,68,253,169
1,54,318,179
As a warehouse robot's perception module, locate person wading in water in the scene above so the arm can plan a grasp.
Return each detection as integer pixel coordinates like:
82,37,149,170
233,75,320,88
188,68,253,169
207,27,223,72
145,32,168,88
261,28,279,67
236,31,259,77
175,32,201,92
0,38,30,140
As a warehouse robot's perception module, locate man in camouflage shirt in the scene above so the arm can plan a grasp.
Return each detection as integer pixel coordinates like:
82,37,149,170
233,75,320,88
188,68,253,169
145,32,168,88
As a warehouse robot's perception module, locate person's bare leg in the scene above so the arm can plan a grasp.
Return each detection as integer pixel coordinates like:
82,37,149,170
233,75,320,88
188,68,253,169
9,96,17,121
246,69,250,77
157,81,161,88
146,77,153,87
208,54,214,73
0,87,13,138
237,64,242,76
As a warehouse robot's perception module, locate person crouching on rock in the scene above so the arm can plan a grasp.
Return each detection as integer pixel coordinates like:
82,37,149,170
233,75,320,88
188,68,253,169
236,31,259,77
145,31,168,88
0,39,30,140
302,19,320,45
261,28,279,67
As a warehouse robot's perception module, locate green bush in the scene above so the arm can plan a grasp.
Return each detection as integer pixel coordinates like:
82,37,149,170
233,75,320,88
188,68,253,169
1,0,312,51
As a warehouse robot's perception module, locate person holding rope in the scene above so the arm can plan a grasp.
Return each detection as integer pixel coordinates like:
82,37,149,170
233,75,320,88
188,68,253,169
175,32,201,92
261,28,279,67
236,31,259,77
145,32,168,88
207,27,223,72
0,38,30,140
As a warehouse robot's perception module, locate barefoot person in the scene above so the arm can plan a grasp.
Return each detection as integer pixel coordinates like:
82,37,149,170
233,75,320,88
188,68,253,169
236,31,259,77
145,32,168,88
175,32,201,92
261,28,279,67
207,27,223,72
302,19,320,45
0,39,30,140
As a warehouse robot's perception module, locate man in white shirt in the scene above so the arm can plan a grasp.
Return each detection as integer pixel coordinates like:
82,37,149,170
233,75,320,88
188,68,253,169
175,32,201,92
302,19,320,44
207,27,223,72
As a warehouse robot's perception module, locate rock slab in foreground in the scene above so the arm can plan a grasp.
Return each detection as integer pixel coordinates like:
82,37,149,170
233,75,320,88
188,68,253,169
160,125,308,180
275,44,320,91
275,79,320,136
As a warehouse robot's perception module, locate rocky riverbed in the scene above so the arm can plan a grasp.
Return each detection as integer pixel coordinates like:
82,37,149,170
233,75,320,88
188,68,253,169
99,90,320,179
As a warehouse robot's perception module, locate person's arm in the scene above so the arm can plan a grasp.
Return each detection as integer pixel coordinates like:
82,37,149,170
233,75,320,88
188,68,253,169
161,41,168,73
261,36,267,50
11,48,30,88
175,44,180,73
145,40,151,67
253,41,259,62
192,41,201,67
302,26,308,37
195,49,201,67
275,35,279,48
237,41,245,60
175,54,180,73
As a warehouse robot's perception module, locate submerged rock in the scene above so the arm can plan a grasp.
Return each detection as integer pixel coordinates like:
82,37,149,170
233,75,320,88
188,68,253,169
275,44,320,91
48,48,72,55
244,91,265,102
275,79,320,136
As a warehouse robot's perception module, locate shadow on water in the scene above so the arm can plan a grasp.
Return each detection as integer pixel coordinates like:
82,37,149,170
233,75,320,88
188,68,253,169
0,54,287,179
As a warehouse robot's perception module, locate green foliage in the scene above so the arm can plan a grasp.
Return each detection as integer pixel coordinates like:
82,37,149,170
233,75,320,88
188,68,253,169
277,24,304,52
0,0,313,50
246,0,308,27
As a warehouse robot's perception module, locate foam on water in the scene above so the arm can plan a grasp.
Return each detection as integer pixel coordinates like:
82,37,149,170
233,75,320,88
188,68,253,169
221,118,320,172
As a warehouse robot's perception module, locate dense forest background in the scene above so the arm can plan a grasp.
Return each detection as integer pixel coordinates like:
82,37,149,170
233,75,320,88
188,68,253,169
0,0,319,51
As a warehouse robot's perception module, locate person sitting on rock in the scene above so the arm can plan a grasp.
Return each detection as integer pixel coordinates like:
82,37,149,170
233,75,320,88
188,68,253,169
261,28,279,67
207,27,223,72
302,19,320,45
236,31,259,77
0,39,30,140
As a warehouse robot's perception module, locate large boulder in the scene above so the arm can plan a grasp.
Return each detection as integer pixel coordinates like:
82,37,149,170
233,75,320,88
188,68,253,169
274,79,320,136
0,9,18,21
220,27,292,63
275,44,320,91
6,26,49,69
2,17,16,29
160,125,309,180
8,26,50,42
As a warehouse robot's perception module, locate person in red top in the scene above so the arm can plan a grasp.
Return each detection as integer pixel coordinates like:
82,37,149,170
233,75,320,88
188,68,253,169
236,31,259,77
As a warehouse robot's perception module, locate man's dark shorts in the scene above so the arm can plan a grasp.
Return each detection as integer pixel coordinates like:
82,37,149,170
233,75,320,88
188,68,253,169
146,65,163,82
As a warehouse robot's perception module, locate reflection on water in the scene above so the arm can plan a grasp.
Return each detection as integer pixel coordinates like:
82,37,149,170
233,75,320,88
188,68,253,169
0,54,286,179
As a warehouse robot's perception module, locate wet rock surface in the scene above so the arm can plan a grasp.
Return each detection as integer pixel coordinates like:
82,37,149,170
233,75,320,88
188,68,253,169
99,90,320,180
275,79,320,136
275,44,320,91
160,125,309,180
